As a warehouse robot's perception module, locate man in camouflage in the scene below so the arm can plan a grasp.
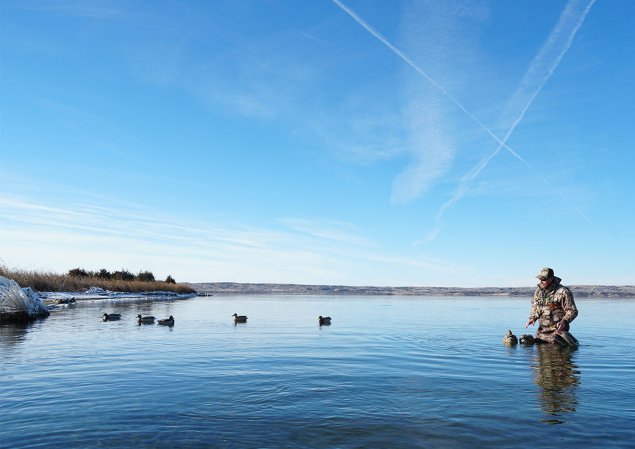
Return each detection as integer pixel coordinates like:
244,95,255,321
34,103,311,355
526,267,578,346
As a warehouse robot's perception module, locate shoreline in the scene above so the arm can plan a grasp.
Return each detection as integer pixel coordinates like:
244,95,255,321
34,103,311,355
187,282,635,298
40,290,197,305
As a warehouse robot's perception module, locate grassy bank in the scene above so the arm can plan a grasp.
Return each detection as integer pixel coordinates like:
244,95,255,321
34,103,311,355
0,266,196,294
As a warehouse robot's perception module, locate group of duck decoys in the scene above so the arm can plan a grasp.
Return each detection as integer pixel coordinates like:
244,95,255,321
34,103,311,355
102,312,333,327
102,313,174,326
502,330,534,346
502,329,579,348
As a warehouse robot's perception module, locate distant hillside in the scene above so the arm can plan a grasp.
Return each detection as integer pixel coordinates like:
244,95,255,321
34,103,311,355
187,282,635,298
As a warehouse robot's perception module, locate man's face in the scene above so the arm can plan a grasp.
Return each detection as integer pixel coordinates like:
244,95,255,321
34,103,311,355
539,277,553,288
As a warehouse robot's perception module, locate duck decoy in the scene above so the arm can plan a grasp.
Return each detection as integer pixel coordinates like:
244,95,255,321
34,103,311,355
102,313,121,321
158,316,175,326
502,329,518,345
137,314,155,324
519,334,535,345
318,316,332,326
232,313,247,323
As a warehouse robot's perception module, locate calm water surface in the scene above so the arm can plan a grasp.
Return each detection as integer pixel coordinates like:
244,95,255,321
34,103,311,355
2,295,634,448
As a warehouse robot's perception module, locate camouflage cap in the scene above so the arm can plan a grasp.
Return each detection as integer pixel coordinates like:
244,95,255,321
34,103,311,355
536,267,554,280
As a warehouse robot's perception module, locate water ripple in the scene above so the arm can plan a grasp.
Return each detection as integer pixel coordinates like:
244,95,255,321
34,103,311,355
2,296,634,448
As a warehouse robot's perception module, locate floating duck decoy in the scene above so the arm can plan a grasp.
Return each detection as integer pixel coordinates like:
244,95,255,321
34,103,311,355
318,316,332,326
102,313,121,321
158,316,175,326
502,330,518,345
137,314,155,324
232,313,247,323
519,334,535,345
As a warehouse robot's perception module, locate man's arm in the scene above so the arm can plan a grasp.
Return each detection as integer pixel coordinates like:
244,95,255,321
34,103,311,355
526,289,541,327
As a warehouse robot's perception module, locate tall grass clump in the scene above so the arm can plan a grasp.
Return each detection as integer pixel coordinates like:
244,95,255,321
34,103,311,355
0,266,196,294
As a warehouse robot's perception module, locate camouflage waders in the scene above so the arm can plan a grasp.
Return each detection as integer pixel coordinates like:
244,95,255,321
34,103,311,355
529,276,578,345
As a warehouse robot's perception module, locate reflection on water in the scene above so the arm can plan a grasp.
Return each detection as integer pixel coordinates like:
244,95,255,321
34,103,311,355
532,344,580,424
3,296,635,449
0,322,33,348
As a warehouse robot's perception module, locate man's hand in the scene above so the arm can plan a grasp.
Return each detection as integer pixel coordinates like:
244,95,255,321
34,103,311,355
557,319,568,333
525,318,535,328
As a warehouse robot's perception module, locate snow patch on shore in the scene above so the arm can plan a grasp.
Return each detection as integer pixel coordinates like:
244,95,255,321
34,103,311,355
40,287,194,305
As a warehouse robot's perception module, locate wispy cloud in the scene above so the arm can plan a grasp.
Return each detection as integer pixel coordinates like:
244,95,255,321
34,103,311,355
420,0,596,243
390,98,456,203
332,0,535,202
6,0,128,20
124,15,321,121
314,98,408,164
332,0,595,243
390,0,490,203
277,217,372,247
0,191,462,284
332,0,509,153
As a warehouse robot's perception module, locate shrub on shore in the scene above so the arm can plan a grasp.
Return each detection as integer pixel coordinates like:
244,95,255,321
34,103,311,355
0,266,195,294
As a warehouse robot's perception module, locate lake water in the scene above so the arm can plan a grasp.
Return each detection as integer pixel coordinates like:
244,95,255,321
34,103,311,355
1,295,634,449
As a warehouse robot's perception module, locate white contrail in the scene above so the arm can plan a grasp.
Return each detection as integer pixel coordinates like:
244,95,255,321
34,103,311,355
430,0,596,235
332,0,595,239
332,0,531,170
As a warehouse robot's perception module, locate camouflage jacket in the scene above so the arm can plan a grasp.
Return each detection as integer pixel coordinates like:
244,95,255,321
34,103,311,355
529,277,578,342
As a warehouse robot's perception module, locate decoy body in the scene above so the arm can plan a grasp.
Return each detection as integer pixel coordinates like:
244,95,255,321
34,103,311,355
318,316,332,326
158,316,175,326
519,334,535,345
137,314,155,324
502,330,518,345
102,313,121,321
232,313,247,323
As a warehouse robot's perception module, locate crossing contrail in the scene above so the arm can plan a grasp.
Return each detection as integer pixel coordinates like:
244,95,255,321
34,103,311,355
332,0,595,241
420,0,596,243
332,0,531,169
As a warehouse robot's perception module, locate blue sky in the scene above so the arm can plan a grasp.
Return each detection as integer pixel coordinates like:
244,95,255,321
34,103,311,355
1,0,633,287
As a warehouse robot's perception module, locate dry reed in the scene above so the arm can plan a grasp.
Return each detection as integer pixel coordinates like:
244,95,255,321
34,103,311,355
0,266,196,294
